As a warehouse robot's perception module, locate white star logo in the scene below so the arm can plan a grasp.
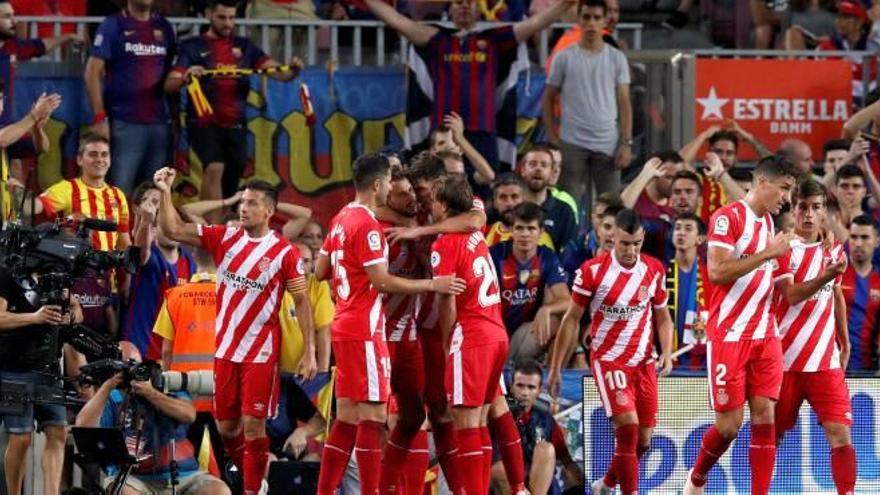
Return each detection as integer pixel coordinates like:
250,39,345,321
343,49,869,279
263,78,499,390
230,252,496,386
697,86,729,120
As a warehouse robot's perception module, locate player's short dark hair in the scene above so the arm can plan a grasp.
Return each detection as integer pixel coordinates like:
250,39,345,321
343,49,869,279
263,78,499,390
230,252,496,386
727,167,753,183
793,179,827,203
405,151,445,184
852,214,879,233
131,181,159,207
595,191,623,209
493,172,525,191
823,139,851,155
753,154,799,181
671,170,701,189
511,202,544,226
242,179,278,207
513,359,544,382
674,212,706,235
433,174,473,216
836,164,866,184
578,0,607,14
615,209,642,235
655,150,684,164
390,163,407,182
78,134,110,155
601,204,624,220
352,152,391,191
708,130,739,150
207,0,239,9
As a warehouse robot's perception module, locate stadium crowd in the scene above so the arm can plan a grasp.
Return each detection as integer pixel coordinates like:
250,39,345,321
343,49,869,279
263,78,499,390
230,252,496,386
0,0,879,494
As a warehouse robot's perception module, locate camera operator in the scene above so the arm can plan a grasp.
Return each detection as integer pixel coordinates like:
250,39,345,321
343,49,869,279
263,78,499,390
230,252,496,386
491,360,583,495
76,341,231,495
0,264,83,494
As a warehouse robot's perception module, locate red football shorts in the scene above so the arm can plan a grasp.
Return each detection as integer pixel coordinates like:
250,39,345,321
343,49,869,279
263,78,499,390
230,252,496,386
446,341,508,407
333,335,391,403
590,359,658,427
776,368,852,432
388,338,425,396
420,329,448,408
213,358,279,421
707,337,783,413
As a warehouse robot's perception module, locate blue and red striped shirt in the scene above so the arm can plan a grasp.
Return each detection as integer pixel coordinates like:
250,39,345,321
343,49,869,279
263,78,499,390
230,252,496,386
490,241,567,333
91,10,175,124
841,264,880,371
0,38,46,125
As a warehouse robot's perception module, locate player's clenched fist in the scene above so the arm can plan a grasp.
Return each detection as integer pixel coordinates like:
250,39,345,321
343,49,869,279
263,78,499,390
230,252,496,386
766,231,799,258
153,167,176,192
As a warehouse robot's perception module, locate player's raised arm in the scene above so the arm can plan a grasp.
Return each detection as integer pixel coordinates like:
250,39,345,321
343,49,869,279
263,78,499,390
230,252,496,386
364,0,438,46
153,167,201,247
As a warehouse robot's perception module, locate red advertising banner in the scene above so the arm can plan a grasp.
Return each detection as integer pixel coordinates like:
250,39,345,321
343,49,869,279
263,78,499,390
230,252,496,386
694,58,853,161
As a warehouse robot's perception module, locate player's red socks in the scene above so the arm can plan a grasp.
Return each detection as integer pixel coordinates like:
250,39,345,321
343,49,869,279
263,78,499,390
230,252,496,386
242,436,269,495
224,431,245,471
380,424,418,493
603,441,649,488
402,431,430,495
691,425,733,487
318,420,357,495
432,421,461,491
749,423,776,495
490,412,526,489
480,426,493,493
614,423,639,495
831,444,857,495
455,427,485,494
356,420,385,495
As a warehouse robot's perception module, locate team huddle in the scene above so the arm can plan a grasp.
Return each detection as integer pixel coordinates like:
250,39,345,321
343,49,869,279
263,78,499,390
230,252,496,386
565,155,855,495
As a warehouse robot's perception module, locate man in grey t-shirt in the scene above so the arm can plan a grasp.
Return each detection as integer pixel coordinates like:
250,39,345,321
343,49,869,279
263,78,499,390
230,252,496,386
542,0,632,222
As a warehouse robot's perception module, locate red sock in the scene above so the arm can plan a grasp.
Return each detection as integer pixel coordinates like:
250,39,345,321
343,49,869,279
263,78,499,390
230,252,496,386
691,425,733,487
831,444,856,495
615,424,639,495
356,420,385,495
432,421,461,492
480,426,493,494
223,432,245,471
490,412,525,488
243,436,269,494
604,442,649,488
455,427,484,494
402,431,430,495
317,420,357,495
749,423,776,495
380,424,418,493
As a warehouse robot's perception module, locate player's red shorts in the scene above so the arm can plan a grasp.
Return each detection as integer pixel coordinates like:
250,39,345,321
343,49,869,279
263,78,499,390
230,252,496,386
420,329,448,408
590,359,658,427
707,337,783,413
213,358,279,421
776,368,852,432
446,341,508,407
388,337,425,396
333,335,391,403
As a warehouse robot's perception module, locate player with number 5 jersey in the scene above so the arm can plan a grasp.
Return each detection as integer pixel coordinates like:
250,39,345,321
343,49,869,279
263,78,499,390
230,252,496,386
314,153,464,495
548,208,673,495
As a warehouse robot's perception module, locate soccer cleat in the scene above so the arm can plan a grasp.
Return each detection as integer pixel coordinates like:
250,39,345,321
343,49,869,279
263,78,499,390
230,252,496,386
591,478,612,495
683,468,704,495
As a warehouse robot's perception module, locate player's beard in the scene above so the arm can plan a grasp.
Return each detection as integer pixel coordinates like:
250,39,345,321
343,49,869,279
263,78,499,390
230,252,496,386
0,27,14,40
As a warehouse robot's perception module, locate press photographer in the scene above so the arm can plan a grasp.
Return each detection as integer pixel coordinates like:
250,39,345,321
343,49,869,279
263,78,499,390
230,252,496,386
492,360,583,495
75,341,230,495
0,263,83,495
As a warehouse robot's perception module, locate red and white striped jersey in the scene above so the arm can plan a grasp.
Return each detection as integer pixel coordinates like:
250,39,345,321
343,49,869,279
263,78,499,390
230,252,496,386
706,200,777,342
774,241,845,372
571,251,668,367
198,224,305,363
380,220,426,342
321,202,389,342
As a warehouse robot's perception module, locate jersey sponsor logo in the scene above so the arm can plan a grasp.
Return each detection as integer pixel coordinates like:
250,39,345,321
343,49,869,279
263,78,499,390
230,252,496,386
714,215,730,235
443,51,488,63
431,251,441,268
124,42,168,56
368,231,382,251
501,286,539,306
221,269,266,292
599,302,647,321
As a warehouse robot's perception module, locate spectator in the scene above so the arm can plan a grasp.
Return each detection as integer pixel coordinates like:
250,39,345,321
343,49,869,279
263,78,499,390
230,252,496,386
486,173,555,249
666,213,708,370
668,170,702,218
124,181,196,359
821,138,860,182
835,164,870,228
246,0,318,61
750,0,784,49
84,0,175,196
367,0,573,170
518,146,578,251
298,220,327,256
542,0,632,222
34,135,131,251
72,273,117,337
164,0,302,223
841,215,880,371
490,202,570,363
808,1,876,101
782,0,838,49
431,112,496,193
560,194,622,280
266,374,327,462
777,138,815,176
545,143,579,224
76,341,231,495
490,360,583,494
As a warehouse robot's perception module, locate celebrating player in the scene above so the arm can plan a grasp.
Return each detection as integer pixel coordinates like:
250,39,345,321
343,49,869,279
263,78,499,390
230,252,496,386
773,179,855,495
314,153,464,495
153,167,317,495
684,155,800,495
548,208,673,495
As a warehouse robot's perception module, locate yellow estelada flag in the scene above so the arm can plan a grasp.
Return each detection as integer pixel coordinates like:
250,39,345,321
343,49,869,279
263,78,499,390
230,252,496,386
197,425,220,477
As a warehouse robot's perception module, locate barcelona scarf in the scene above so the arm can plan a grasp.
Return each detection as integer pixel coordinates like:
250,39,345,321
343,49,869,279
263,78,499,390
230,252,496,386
666,259,707,351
